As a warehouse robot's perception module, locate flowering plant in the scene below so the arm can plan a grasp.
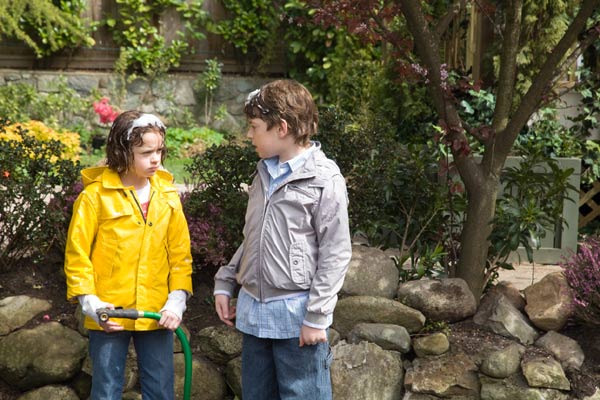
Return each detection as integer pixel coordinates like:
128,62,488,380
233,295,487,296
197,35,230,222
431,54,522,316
1,120,81,161
561,236,600,325
0,120,81,270
93,97,120,124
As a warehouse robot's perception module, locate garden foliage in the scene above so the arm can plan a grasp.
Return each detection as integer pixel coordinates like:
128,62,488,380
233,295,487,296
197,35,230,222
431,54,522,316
0,119,81,271
182,140,258,270
561,236,600,326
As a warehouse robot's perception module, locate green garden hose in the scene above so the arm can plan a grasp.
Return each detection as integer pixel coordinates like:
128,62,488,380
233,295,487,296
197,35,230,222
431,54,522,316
96,308,192,400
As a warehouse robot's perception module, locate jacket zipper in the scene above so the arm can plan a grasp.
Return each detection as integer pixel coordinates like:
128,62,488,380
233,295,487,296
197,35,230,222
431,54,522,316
258,191,269,302
130,189,154,223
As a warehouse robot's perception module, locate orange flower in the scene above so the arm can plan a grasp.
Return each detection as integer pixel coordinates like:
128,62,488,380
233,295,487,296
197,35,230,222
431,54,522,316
2,171,9,178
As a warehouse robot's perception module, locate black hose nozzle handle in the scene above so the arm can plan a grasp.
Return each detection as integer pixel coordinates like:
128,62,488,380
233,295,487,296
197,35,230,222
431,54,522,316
96,308,143,322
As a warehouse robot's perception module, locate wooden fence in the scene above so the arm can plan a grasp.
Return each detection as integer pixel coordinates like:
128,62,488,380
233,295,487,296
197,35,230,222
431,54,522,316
0,0,286,74
579,179,600,229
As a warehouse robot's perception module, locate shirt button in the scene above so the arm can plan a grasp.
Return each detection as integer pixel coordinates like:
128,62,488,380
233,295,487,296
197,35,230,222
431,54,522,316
293,260,298,265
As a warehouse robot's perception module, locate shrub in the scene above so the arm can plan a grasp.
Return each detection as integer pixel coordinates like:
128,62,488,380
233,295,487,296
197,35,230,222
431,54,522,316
561,236,600,326
1,120,81,162
183,140,258,270
0,120,81,270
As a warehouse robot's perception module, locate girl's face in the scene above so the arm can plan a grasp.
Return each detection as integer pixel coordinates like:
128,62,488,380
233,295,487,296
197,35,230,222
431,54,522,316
122,131,164,186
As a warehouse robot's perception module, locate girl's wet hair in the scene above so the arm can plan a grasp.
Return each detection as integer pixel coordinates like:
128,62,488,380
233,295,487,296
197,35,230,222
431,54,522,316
106,110,167,174
244,80,318,146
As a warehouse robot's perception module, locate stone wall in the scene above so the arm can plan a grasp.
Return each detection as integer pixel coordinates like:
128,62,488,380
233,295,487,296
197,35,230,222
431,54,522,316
0,69,270,135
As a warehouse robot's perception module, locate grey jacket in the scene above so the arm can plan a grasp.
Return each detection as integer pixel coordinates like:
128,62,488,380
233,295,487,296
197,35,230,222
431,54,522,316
214,143,352,327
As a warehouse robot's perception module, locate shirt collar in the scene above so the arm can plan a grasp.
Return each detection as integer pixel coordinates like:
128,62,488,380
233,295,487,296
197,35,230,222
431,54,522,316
264,142,316,179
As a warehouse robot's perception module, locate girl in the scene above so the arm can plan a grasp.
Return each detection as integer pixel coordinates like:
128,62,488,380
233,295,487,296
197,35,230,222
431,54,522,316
64,110,193,400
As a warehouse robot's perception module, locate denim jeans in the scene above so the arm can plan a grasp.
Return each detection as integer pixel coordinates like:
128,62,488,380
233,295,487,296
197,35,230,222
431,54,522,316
88,329,174,400
241,333,333,400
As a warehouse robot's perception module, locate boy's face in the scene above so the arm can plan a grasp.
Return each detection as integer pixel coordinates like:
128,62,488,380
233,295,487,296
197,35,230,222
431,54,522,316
246,118,284,159
129,131,164,179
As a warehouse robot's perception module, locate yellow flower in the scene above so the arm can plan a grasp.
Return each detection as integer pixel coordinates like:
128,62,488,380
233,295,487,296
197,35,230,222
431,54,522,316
1,121,81,162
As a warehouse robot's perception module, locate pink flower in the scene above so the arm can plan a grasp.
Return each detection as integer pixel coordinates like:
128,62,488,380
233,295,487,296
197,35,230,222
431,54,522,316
93,98,120,124
42,314,51,321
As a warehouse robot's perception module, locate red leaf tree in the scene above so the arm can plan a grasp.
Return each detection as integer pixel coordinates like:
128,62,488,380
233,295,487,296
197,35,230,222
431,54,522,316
312,0,600,300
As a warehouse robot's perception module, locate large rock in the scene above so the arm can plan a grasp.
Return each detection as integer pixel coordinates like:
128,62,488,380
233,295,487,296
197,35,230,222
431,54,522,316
0,322,87,390
196,325,242,364
523,272,573,331
331,341,403,400
342,245,399,299
521,356,570,391
174,354,227,400
474,293,539,345
397,278,476,323
225,356,242,399
16,385,79,400
488,281,526,311
333,296,425,337
535,331,584,370
480,374,568,400
480,343,523,378
412,333,450,357
347,323,411,353
0,296,52,335
404,351,479,398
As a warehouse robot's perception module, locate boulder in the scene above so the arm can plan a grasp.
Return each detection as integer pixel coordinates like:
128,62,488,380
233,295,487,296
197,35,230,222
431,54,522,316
524,272,573,331
347,323,411,353
196,325,242,364
0,296,52,335
0,322,87,390
342,245,399,299
331,341,403,400
333,296,425,337
397,278,476,323
535,331,584,370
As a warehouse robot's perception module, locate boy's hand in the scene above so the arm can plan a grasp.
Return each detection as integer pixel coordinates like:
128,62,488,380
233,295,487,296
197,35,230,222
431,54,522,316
299,325,328,347
159,310,181,331
215,294,236,327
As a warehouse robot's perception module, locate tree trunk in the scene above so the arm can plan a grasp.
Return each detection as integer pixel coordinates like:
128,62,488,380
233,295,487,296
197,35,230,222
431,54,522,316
456,175,499,301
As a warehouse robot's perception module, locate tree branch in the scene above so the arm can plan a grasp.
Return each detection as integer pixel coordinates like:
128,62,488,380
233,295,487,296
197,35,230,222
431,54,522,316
490,0,522,137
434,0,466,38
494,0,600,163
399,0,482,188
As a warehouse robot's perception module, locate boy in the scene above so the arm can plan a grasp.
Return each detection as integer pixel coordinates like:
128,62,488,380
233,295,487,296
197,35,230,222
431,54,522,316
213,79,352,399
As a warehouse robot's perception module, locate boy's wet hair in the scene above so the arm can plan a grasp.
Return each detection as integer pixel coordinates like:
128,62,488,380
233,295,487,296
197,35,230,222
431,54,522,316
244,80,318,146
106,110,167,174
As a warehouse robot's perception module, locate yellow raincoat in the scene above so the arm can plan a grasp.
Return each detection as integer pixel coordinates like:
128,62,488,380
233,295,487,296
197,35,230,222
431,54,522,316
64,166,193,331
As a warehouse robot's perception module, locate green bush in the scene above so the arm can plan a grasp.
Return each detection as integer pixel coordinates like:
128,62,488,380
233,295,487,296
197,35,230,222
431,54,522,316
317,107,448,275
183,140,258,270
0,120,81,271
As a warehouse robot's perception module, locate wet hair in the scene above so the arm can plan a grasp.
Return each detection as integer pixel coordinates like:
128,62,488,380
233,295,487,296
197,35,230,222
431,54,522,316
243,80,318,146
106,110,167,174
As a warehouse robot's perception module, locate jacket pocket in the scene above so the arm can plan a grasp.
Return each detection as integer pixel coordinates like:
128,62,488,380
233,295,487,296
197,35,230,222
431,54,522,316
289,241,307,285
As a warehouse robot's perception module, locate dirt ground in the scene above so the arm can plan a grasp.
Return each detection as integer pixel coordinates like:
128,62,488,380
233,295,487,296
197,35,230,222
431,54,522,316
1,253,599,399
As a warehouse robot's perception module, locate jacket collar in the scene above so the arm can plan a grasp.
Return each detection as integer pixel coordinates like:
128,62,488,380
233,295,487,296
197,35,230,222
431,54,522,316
81,166,176,193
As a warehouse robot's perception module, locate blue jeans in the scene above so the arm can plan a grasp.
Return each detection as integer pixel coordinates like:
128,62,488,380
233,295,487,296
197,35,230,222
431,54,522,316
241,333,333,400
88,329,174,400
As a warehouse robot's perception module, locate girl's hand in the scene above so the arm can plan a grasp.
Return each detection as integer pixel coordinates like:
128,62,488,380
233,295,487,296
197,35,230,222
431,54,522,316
159,310,181,331
99,319,124,333
215,294,236,327
299,325,328,347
